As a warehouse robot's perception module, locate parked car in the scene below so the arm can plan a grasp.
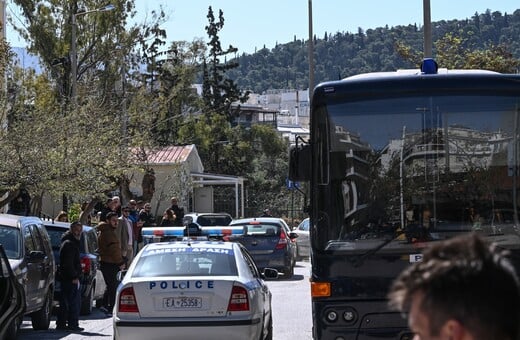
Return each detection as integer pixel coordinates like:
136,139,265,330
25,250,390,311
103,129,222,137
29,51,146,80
293,218,310,260
183,212,233,227
113,240,277,340
229,217,298,278
0,214,55,336
43,220,106,315
0,244,25,339
142,212,239,244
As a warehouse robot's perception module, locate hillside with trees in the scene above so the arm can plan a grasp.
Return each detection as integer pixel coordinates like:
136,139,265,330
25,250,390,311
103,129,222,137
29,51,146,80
228,9,520,93
1,3,519,221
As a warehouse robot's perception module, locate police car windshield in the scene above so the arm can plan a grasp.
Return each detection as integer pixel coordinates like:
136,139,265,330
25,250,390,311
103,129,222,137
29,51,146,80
132,246,238,277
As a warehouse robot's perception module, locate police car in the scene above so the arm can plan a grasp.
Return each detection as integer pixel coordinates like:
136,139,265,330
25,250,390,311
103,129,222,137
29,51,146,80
113,240,277,340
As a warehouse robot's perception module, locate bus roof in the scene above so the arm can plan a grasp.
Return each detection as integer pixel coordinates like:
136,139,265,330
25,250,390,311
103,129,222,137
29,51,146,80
345,68,499,81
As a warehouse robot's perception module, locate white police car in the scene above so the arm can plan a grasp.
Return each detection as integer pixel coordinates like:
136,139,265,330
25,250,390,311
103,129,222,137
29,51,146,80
113,240,277,340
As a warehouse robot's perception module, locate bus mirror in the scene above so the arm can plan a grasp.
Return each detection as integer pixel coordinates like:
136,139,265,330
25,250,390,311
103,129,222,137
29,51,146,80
289,144,311,182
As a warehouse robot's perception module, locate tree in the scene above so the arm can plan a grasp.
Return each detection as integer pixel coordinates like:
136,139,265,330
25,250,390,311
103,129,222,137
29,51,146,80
395,32,519,72
149,39,206,146
6,0,170,215
202,6,248,121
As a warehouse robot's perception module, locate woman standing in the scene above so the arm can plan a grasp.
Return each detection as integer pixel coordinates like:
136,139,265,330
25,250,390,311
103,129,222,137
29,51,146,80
160,208,176,226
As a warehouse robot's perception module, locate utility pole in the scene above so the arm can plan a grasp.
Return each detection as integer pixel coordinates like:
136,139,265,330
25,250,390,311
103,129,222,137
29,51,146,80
308,0,314,107
423,0,432,58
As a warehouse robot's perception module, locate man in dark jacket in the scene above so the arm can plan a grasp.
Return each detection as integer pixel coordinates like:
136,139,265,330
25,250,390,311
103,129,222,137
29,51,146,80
56,221,84,332
169,197,185,226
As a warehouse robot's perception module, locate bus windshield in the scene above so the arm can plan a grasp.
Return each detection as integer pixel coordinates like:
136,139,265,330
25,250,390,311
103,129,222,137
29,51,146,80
315,93,520,251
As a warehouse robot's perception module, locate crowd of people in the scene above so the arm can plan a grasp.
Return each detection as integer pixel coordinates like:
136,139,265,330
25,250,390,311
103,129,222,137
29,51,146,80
55,196,185,330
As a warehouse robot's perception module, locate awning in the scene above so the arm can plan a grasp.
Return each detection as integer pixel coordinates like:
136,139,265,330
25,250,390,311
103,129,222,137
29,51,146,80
190,172,245,218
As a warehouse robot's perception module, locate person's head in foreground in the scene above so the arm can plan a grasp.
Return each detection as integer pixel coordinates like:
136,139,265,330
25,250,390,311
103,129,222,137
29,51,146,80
388,233,520,340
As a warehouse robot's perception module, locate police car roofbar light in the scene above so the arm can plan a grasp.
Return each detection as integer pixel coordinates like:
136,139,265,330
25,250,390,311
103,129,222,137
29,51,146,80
421,58,438,74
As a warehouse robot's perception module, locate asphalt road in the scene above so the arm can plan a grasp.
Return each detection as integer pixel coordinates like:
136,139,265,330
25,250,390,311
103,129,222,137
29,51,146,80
17,260,313,340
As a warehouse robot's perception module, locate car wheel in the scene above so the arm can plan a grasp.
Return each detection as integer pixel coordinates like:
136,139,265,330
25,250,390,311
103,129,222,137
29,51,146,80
31,290,52,330
80,285,94,315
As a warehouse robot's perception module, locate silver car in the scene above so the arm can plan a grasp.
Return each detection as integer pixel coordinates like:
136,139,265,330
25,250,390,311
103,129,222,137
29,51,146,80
293,218,310,260
113,240,277,340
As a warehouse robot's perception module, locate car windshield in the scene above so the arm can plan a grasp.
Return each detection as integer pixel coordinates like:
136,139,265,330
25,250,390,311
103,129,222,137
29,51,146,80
314,93,520,251
45,226,88,253
46,228,63,250
238,223,281,236
0,225,21,259
194,215,232,226
132,246,238,277
298,219,310,231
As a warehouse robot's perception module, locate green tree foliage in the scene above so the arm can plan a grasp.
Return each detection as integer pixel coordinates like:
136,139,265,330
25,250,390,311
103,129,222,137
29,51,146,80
6,0,169,213
227,10,520,93
396,32,519,72
202,6,248,121
150,40,206,146
177,114,290,216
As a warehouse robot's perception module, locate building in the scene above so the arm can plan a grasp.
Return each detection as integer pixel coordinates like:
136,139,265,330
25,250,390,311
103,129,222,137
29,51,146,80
129,145,244,218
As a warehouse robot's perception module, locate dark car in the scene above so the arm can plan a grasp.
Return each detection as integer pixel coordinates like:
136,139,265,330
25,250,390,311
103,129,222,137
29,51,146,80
0,244,25,339
43,220,106,315
229,217,298,278
0,214,55,336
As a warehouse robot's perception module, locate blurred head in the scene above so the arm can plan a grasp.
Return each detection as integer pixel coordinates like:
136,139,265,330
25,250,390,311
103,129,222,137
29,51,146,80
171,197,178,205
56,211,68,222
388,234,520,340
111,196,121,208
164,209,175,219
106,212,118,228
70,221,83,240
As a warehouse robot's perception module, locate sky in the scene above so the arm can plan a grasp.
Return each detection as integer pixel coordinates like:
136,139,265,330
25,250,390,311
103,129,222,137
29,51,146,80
131,0,519,55
6,1,520,54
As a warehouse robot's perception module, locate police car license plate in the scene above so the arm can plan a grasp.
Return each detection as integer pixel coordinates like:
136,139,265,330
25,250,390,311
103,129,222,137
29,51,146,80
163,297,202,308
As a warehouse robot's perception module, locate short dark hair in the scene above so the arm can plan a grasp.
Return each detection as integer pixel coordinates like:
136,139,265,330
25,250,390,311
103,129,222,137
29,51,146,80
70,221,82,229
388,233,520,339
106,212,118,220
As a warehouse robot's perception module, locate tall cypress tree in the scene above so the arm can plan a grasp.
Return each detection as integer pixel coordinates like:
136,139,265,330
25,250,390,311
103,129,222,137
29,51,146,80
202,6,248,122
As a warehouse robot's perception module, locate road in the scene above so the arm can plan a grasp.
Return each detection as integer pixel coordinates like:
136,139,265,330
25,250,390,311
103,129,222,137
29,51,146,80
17,260,313,340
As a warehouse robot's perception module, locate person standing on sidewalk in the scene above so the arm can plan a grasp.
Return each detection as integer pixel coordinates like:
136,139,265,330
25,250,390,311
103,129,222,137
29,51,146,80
117,206,134,265
97,212,126,315
56,221,84,332
169,197,185,226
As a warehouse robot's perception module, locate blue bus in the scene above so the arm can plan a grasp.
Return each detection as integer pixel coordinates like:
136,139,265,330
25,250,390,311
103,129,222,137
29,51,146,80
289,60,520,339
